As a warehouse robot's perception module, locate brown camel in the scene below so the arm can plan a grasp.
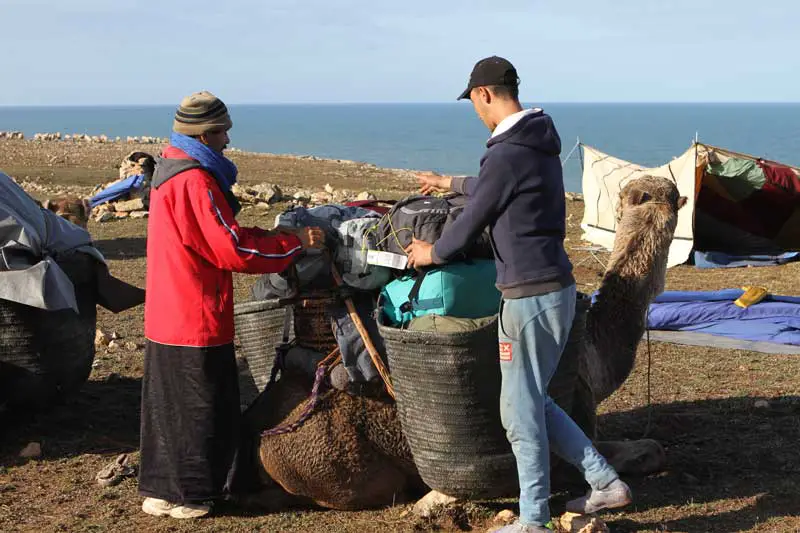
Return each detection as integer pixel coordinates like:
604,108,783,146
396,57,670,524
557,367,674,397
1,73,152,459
243,175,686,511
241,370,425,511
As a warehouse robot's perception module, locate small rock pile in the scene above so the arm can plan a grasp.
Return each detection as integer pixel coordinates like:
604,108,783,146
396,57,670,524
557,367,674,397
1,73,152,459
89,151,155,222
233,182,377,210
124,136,166,144
0,130,25,140
91,198,149,222
565,191,584,202
33,132,62,141
1,132,168,144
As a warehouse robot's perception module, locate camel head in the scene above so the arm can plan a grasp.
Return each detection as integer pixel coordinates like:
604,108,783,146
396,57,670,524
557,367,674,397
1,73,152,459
615,175,687,225
608,174,687,299
42,196,91,229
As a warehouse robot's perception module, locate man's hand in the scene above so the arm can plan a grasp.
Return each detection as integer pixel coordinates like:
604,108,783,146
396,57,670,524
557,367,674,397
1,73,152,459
405,237,435,268
295,226,326,250
416,171,452,195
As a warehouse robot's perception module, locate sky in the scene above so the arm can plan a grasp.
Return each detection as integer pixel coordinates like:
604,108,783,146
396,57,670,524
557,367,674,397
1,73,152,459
1,0,798,105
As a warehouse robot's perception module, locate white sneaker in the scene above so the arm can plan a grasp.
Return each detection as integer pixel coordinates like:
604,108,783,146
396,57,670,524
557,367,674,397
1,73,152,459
566,478,633,514
142,497,177,517
169,503,211,519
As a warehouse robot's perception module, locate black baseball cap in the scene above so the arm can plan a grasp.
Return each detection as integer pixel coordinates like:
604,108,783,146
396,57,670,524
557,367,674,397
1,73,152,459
457,56,520,100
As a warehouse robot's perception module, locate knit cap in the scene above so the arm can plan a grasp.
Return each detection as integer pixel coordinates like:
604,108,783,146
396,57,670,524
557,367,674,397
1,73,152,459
172,91,233,135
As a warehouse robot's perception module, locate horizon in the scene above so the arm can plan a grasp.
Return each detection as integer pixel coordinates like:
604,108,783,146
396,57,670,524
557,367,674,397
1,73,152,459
3,101,800,109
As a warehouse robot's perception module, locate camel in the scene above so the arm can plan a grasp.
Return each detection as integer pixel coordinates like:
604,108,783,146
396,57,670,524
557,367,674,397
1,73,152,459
240,175,687,512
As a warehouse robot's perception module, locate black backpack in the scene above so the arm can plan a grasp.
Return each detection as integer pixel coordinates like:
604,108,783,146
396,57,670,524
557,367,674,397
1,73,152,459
376,193,493,262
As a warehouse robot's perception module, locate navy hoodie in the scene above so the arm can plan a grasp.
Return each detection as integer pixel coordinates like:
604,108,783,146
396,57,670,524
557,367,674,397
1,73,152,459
432,109,574,298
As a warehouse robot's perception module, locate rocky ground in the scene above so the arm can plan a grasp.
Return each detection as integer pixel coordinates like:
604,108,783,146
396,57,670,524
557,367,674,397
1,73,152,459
1,139,799,532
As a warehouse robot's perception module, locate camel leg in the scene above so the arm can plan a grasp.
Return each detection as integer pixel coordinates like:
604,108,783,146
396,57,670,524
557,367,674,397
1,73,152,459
595,439,665,476
412,490,458,517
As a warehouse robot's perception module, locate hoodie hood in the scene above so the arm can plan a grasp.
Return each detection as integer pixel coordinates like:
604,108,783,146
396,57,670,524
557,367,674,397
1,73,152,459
151,146,242,215
487,109,562,156
151,155,202,190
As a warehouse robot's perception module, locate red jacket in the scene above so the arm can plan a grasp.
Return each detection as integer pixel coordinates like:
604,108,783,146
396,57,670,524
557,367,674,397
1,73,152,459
144,146,302,347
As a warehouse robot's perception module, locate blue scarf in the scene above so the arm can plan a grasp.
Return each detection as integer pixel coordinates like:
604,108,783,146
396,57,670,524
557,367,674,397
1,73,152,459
169,132,238,191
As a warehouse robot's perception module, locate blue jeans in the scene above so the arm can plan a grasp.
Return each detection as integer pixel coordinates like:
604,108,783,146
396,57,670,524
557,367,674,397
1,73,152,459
498,285,618,526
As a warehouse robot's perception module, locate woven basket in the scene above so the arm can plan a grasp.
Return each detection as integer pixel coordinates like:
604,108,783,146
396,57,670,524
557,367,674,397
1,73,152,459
378,292,591,499
233,299,290,399
293,292,338,354
0,252,97,412
378,314,515,499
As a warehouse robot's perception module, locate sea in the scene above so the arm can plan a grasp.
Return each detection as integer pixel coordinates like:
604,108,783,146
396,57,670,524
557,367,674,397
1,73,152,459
1,103,799,193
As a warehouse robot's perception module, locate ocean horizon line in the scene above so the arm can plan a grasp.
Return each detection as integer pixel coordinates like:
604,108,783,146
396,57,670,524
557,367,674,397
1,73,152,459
2,101,800,109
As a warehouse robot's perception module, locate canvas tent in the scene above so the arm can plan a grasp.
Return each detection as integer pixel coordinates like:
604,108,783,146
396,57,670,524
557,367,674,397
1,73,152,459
580,142,800,267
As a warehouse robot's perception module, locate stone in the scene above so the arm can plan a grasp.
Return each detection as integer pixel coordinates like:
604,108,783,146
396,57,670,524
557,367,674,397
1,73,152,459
412,490,457,518
114,198,145,212
565,192,584,202
251,183,282,203
113,211,130,219
560,512,609,533
107,340,120,353
494,509,516,523
324,183,335,194
96,211,115,223
124,341,138,352
310,192,331,204
19,442,42,458
356,191,377,201
94,329,110,348
129,211,148,219
754,399,770,409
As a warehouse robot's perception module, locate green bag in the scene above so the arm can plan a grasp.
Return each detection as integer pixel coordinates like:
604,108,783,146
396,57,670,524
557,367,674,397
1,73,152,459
380,260,501,326
407,314,496,333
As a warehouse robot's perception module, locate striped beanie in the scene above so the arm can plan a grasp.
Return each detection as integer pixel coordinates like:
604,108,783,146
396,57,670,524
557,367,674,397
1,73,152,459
172,91,233,136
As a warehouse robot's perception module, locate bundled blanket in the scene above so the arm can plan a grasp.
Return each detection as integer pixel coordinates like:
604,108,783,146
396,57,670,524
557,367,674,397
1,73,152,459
645,289,800,346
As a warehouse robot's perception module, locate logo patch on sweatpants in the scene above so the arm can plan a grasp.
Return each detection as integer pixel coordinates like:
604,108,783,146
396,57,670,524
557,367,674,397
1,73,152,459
499,342,512,362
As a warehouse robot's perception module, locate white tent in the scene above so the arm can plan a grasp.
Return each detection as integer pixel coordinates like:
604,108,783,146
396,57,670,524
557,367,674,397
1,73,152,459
580,142,800,268
580,144,698,267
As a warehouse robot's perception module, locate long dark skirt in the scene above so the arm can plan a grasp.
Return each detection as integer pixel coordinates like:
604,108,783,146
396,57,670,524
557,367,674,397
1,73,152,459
138,341,241,504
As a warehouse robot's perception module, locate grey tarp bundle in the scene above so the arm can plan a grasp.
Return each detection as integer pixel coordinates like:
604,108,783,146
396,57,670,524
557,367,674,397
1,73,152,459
0,172,105,312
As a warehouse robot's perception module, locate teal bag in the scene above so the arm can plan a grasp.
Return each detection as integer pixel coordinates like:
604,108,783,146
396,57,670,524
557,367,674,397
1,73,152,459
380,260,501,326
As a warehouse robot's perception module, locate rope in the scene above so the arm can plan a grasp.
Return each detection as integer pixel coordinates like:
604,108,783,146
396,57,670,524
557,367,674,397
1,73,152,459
260,346,341,437
561,138,581,168
642,312,654,438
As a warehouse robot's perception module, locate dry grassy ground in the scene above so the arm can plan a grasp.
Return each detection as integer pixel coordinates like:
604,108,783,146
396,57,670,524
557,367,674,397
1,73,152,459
1,141,799,532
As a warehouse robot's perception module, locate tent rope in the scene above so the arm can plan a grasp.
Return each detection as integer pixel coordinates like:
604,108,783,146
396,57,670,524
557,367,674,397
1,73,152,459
642,310,654,439
561,137,581,168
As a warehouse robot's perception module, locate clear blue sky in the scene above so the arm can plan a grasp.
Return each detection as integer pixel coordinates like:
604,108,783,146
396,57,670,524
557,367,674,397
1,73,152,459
1,0,797,105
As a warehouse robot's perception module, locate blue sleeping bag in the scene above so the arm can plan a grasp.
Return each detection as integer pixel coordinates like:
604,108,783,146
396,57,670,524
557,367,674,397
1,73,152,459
380,259,500,326
88,174,145,208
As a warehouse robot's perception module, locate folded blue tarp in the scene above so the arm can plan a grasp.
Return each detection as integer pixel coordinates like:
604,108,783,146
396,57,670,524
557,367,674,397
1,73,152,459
88,174,144,208
694,250,800,269
646,289,800,346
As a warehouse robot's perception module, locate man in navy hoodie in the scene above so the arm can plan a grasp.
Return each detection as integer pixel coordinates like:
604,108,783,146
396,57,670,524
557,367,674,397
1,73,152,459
407,56,632,532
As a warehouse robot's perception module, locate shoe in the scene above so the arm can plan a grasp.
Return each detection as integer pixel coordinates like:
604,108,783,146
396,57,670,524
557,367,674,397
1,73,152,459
142,497,178,517
494,521,553,532
169,503,211,519
566,478,633,514
96,453,136,487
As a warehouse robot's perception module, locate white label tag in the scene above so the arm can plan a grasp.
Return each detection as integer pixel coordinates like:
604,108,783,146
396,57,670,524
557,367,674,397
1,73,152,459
366,250,408,270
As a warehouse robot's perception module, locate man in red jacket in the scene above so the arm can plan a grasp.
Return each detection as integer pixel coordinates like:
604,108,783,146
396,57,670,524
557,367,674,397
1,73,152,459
139,91,324,519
